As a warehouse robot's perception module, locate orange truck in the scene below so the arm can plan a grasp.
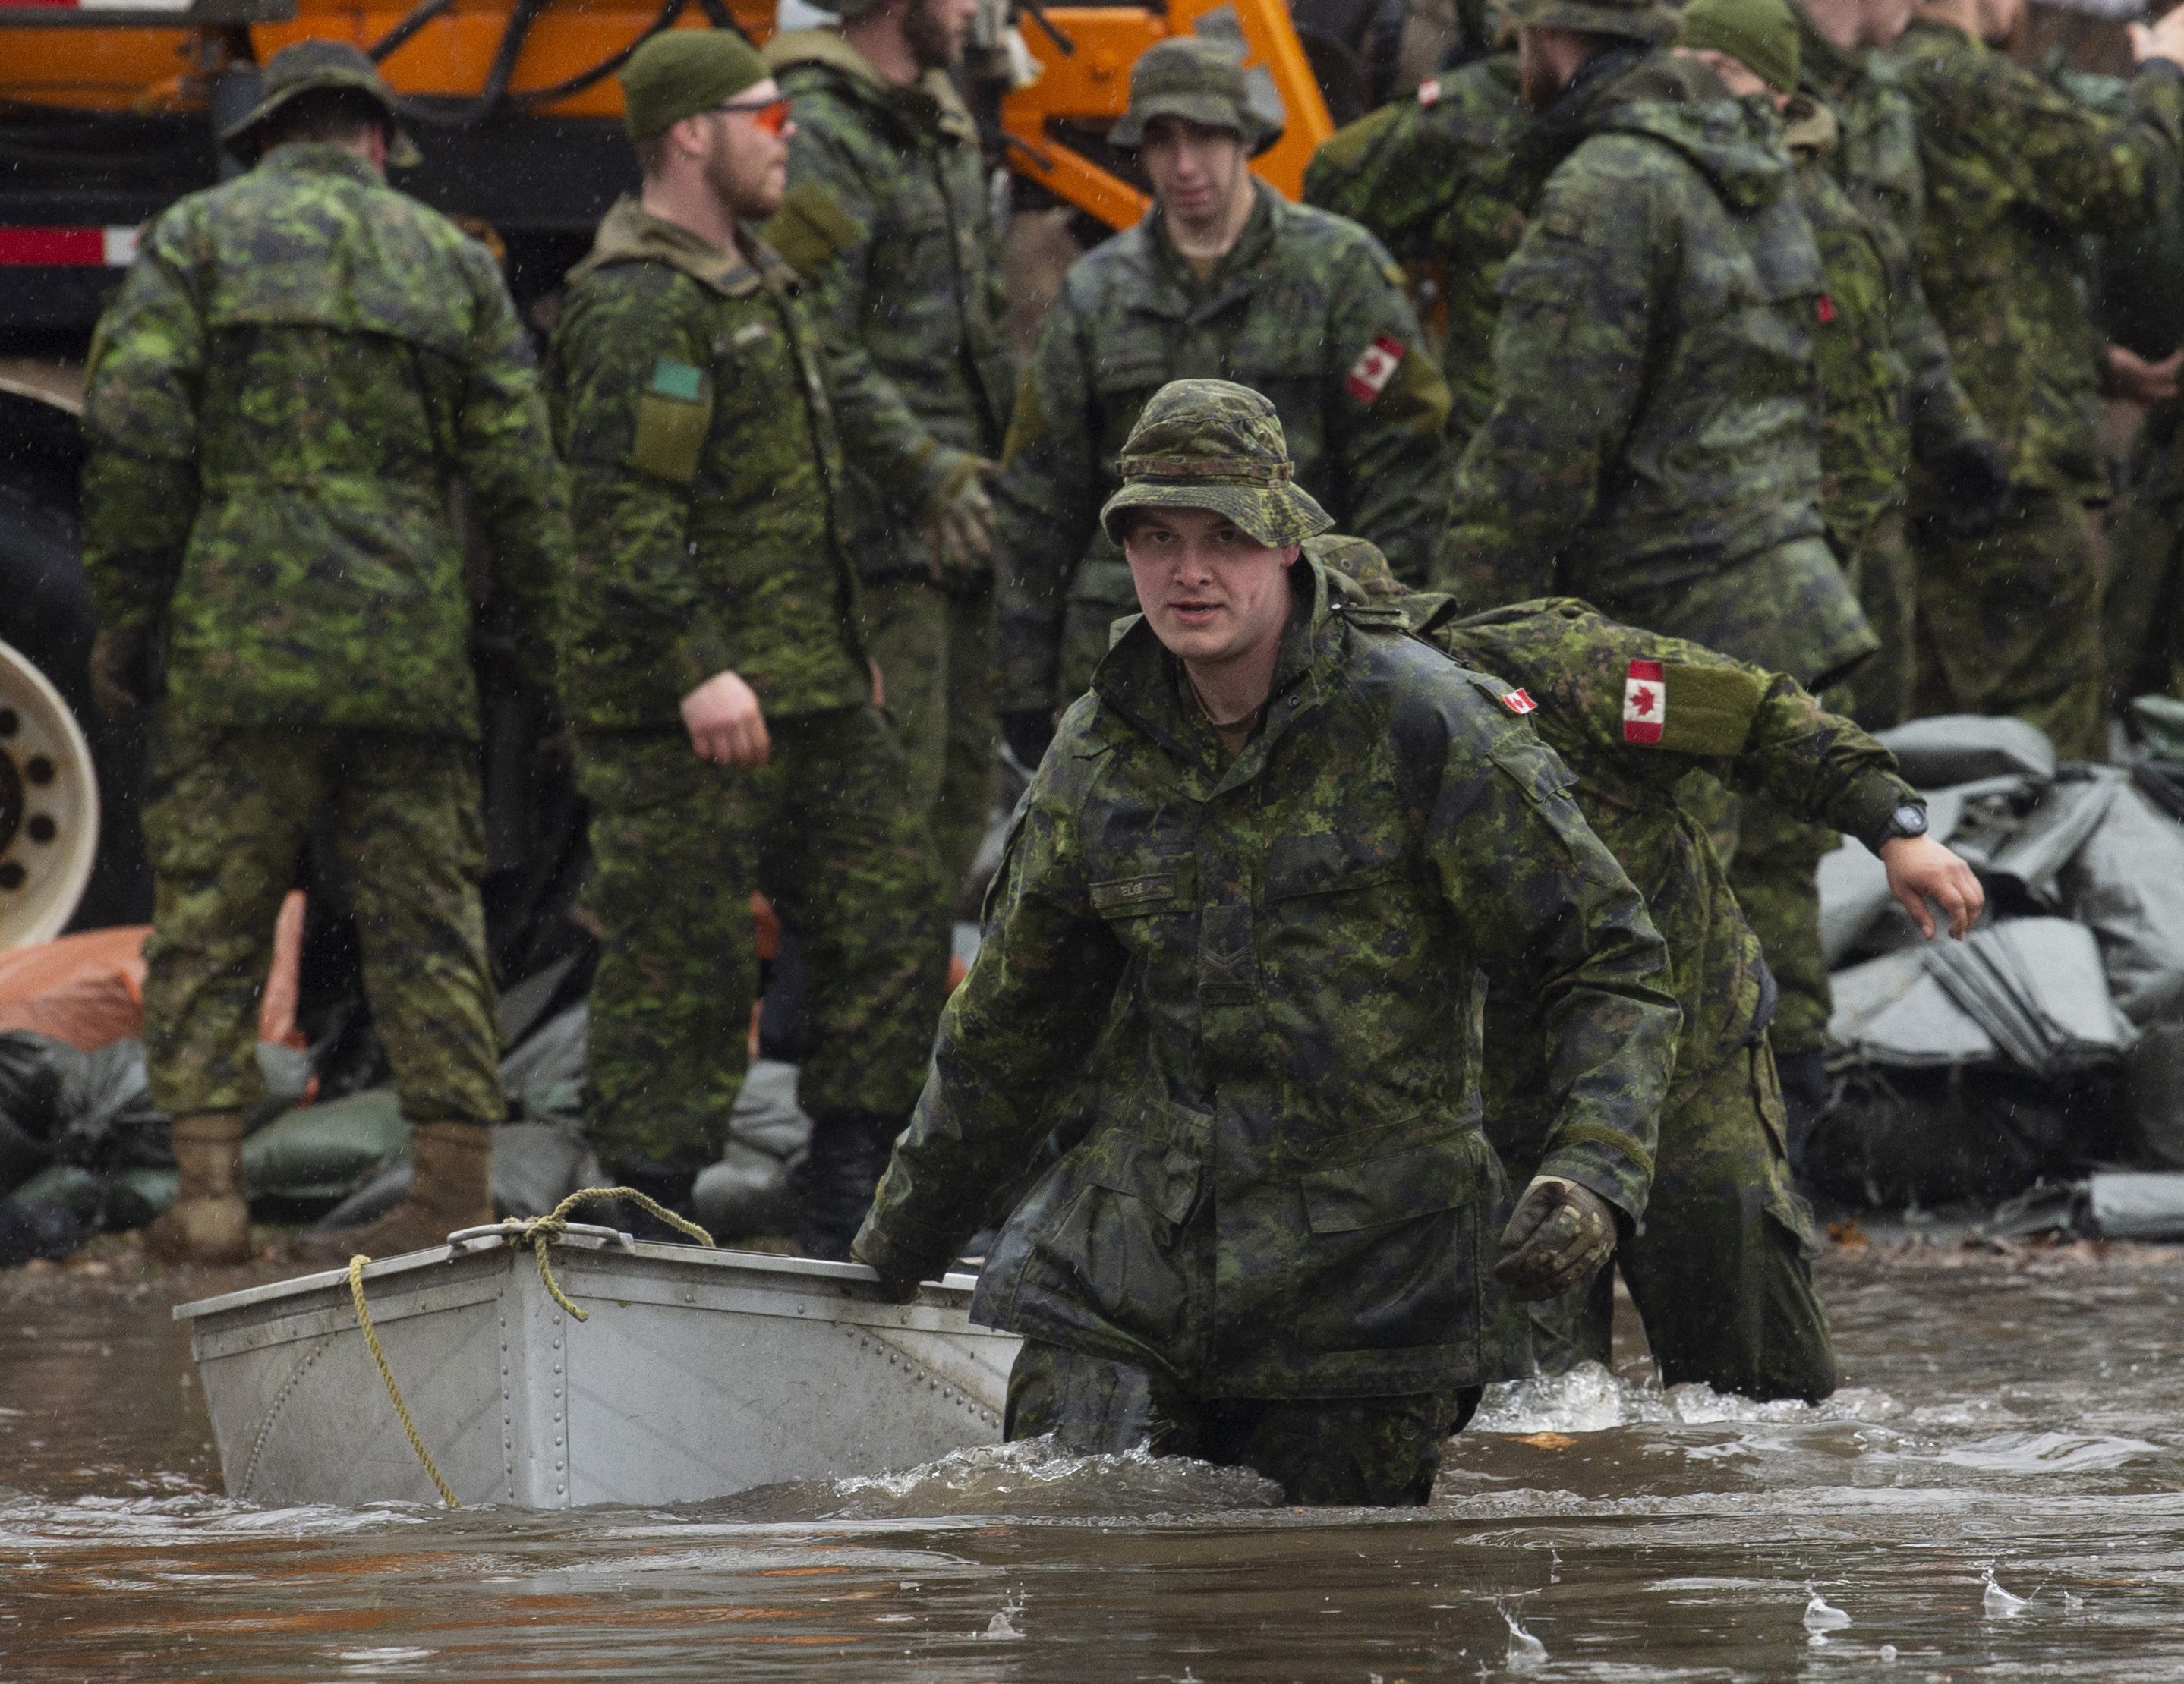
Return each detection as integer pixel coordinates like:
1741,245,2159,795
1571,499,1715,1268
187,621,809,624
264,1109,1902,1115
0,0,1369,933
0,0,1344,345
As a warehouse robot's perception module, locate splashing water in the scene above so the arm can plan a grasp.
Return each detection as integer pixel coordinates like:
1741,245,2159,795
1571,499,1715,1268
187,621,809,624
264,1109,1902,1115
1502,1605,1547,1673
1984,1567,2031,1617
1803,1591,1851,1632
1470,1361,1898,1436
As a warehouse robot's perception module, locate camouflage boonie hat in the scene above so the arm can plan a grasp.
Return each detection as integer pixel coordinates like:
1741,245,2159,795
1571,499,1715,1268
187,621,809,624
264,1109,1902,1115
1101,379,1334,548
220,40,423,168
1500,0,1677,43
1108,37,1281,153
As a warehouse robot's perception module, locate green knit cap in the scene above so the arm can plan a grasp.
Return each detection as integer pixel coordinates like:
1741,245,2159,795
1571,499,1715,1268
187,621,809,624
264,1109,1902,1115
1101,380,1333,548
619,29,770,140
1678,0,1801,93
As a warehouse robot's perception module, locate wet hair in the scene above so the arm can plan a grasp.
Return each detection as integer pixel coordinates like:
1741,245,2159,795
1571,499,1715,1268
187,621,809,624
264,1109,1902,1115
262,87,389,151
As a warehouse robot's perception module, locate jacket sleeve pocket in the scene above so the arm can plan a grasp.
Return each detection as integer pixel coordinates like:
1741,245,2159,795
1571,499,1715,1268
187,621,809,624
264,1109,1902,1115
630,361,713,484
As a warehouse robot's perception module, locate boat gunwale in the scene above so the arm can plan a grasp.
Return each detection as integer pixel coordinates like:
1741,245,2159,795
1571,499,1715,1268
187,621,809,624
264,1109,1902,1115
172,1228,984,1324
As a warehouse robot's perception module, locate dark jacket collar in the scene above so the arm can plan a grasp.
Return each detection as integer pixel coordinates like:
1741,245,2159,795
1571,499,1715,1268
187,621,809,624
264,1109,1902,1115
1127,180,1284,319
568,195,798,298
1089,557,1341,788
258,142,384,188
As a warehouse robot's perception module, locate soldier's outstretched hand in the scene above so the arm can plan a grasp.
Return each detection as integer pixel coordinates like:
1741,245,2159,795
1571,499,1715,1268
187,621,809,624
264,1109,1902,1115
1495,1175,1616,1302
680,669,772,769
1878,835,1983,940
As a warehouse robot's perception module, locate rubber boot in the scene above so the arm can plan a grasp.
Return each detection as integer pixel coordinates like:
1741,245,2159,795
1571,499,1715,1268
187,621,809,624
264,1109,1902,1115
290,1122,495,1264
144,1111,251,1265
793,1110,899,1261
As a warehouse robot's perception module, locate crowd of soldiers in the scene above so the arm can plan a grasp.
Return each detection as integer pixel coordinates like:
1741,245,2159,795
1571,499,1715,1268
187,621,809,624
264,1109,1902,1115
69,0,2181,1504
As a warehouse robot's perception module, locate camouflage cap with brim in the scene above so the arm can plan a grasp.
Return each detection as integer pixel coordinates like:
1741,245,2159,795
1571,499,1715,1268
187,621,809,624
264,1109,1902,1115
219,40,424,168
1108,36,1281,153
1501,0,1678,42
1100,379,1334,548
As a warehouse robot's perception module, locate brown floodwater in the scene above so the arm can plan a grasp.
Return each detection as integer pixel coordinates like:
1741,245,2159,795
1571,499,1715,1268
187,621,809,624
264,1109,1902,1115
4,1234,2183,1681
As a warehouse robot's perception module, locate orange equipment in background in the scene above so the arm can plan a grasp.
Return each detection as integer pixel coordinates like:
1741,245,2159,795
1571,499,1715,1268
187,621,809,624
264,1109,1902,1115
999,0,1333,229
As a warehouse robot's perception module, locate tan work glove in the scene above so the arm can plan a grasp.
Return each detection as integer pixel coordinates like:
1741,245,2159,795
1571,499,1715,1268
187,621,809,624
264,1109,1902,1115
1495,1174,1617,1301
89,625,148,723
923,452,999,579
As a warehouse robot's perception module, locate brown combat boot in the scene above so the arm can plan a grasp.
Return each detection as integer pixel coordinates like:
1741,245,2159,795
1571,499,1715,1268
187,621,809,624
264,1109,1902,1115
289,1122,496,1265
143,1111,251,1266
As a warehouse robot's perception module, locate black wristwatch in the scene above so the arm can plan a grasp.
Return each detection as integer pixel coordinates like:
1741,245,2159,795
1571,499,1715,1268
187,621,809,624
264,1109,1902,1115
1880,802,1929,842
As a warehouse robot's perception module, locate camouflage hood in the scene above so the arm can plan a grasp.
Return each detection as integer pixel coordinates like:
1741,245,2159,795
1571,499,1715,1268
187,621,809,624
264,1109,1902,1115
762,27,979,145
567,194,799,297
1518,48,1792,213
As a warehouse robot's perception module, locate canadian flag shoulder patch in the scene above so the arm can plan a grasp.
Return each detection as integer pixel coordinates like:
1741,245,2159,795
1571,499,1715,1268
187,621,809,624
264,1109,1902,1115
1417,77,1442,106
1344,334,1406,404
1622,658,1665,744
1501,688,1538,715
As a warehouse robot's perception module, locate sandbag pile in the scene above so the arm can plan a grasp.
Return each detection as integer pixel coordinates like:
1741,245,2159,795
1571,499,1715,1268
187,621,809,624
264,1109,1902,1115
1813,714,2184,1205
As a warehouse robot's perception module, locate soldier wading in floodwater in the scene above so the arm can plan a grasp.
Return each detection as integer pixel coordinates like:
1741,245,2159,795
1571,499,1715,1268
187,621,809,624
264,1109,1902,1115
852,381,1681,1506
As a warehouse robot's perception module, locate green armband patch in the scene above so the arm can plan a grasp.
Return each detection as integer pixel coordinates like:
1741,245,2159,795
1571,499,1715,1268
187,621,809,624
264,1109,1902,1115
631,357,711,484
760,181,866,282
1636,661,1763,756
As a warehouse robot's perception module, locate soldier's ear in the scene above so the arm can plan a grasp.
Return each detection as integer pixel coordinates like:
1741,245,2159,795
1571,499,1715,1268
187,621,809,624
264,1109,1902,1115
1278,543,1302,568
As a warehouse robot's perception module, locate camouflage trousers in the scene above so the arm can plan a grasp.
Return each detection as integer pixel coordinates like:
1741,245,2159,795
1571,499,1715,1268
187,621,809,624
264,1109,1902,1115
1837,506,1917,731
1725,794,1837,1059
574,705,948,1175
1004,1338,1480,1506
1914,490,2109,760
1514,1041,1836,1404
2103,406,2184,707
856,575,997,896
140,721,502,1125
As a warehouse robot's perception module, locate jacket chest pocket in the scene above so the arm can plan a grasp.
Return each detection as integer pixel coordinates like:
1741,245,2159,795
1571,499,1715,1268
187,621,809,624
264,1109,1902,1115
1089,858,1199,952
1092,343,1174,436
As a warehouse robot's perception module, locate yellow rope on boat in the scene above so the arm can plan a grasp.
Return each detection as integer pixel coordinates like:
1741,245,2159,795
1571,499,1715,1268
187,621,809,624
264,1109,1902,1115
345,1188,715,1506
347,1254,460,1508
496,1186,715,1323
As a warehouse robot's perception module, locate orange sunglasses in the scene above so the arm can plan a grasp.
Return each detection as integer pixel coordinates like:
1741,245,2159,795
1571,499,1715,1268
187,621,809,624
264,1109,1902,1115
713,95,793,135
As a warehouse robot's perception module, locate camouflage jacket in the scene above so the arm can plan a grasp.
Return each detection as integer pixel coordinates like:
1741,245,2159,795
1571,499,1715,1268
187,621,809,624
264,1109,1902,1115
1421,595,1911,1106
1889,19,2184,500
992,184,1453,713
1303,54,1530,449
80,143,568,738
549,197,868,729
765,30,1016,584
857,556,1680,1398
1785,101,1988,543
1438,52,1862,684
1795,8,1927,238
